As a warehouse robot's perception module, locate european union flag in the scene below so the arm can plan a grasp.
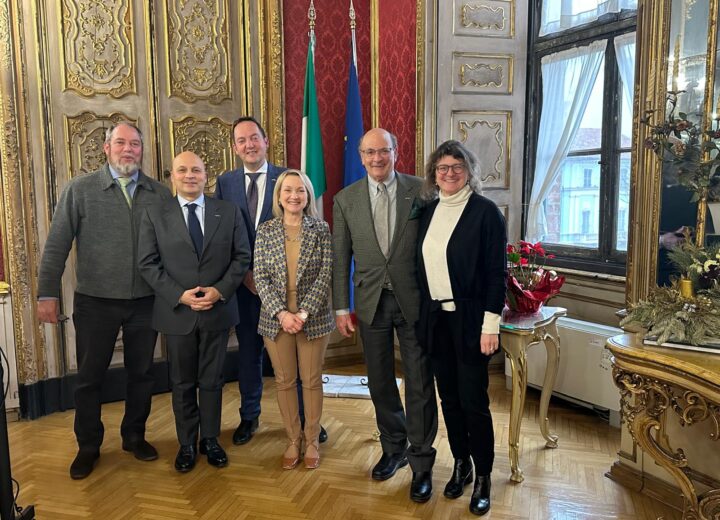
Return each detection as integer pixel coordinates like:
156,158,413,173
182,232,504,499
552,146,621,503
343,42,365,311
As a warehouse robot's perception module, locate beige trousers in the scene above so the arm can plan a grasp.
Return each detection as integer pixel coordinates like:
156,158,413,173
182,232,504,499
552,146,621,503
264,330,329,445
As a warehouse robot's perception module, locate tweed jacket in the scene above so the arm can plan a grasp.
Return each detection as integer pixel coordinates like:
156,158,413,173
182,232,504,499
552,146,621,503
254,215,335,340
332,173,424,324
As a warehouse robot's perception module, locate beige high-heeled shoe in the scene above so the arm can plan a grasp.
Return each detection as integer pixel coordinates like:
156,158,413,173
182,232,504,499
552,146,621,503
304,439,320,469
282,438,301,470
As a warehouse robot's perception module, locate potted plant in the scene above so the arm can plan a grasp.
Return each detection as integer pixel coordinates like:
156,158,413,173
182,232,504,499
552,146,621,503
505,241,565,313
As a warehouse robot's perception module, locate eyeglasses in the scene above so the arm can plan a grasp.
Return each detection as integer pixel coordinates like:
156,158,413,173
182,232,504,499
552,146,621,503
360,148,394,157
435,163,467,175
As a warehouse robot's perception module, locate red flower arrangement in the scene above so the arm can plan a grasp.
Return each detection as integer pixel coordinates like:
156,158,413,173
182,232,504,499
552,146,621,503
505,241,565,313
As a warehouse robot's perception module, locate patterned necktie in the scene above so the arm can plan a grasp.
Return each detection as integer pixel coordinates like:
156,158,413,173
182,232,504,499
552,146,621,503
117,176,133,207
186,203,203,259
246,173,261,227
374,182,390,257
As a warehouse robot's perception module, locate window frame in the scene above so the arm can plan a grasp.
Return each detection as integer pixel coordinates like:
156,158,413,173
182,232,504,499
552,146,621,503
524,3,637,276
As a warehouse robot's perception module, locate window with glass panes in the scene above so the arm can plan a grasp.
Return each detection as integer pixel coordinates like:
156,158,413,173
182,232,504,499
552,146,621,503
524,1,636,274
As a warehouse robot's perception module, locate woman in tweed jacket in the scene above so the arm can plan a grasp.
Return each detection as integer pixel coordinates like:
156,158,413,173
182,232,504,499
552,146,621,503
254,169,334,470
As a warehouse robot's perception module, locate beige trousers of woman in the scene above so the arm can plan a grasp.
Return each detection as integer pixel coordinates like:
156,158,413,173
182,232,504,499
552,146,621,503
264,330,329,445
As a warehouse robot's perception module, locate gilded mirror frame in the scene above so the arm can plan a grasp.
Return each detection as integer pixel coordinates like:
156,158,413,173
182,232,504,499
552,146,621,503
626,0,720,305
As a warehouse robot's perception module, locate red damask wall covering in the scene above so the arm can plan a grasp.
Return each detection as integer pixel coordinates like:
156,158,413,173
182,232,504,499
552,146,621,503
283,0,417,226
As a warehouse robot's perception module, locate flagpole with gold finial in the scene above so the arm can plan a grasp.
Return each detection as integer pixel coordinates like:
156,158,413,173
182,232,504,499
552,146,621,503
308,0,316,52
350,0,357,66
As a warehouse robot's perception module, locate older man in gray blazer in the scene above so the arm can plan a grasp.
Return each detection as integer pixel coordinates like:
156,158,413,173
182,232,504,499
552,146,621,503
333,128,438,503
138,151,251,473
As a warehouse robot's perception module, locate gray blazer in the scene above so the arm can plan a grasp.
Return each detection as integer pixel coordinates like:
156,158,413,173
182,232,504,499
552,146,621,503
332,173,424,324
137,196,251,335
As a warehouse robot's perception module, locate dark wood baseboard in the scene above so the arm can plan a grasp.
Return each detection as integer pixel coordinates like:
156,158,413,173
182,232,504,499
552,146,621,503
606,460,684,512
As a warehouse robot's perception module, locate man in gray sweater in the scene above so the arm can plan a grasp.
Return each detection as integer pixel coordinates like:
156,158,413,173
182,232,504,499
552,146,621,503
37,122,172,479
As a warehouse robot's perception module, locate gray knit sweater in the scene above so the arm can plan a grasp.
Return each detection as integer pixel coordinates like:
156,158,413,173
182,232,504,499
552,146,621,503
38,164,172,299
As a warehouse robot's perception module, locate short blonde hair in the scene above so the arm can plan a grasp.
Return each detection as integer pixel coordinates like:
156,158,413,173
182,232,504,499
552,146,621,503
272,169,318,218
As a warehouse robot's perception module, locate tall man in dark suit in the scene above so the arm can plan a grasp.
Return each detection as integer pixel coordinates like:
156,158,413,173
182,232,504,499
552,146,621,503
37,122,172,479
138,151,251,472
214,116,284,445
333,128,438,503
215,116,327,445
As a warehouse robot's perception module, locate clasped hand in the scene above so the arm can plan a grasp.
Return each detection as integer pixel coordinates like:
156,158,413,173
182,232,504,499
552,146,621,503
279,311,305,334
180,286,221,311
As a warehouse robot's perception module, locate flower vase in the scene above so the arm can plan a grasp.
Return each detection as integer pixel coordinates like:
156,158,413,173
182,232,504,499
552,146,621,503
505,270,565,314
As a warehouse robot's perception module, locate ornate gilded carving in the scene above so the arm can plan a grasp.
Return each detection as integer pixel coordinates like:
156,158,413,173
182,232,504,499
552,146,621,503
0,2,10,68
462,64,502,87
170,117,233,191
65,113,137,176
453,111,511,188
61,0,135,97
166,0,230,103
612,363,720,519
456,1,514,38
461,3,505,30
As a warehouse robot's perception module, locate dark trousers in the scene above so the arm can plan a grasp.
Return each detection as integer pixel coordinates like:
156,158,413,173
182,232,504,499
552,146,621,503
72,292,157,451
234,285,264,421
358,289,438,472
430,310,494,476
166,327,229,446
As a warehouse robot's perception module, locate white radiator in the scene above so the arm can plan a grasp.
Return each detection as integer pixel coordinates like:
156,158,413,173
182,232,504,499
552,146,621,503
505,317,622,426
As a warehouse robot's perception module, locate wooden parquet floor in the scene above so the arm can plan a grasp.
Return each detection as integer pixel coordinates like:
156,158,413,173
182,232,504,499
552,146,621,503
7,367,680,520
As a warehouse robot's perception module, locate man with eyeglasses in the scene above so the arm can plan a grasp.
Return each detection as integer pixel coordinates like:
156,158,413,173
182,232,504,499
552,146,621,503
332,128,438,503
37,122,172,479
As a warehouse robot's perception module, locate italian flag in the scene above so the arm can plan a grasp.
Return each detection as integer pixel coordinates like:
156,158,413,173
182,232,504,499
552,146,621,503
301,33,326,216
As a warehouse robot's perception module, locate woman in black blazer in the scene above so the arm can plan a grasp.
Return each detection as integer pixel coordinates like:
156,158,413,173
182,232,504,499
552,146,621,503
416,140,507,516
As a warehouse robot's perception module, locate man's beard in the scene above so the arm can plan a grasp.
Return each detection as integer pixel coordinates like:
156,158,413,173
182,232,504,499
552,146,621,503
110,160,140,176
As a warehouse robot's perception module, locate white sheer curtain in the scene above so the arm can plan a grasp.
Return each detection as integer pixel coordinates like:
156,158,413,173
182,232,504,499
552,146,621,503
526,40,607,243
614,32,636,112
540,0,637,37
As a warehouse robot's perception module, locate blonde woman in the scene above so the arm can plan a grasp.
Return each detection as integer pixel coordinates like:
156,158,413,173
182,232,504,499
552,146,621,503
254,169,334,469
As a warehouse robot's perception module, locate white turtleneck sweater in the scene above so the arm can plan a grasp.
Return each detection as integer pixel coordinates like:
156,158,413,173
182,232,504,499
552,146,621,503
421,184,501,334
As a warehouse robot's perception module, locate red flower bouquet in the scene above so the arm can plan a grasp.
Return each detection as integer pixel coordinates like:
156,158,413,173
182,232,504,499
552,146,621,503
505,241,565,313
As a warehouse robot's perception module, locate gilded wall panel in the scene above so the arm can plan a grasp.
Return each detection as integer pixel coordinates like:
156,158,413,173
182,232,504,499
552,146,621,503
452,52,513,94
451,110,511,189
61,0,135,97
166,0,231,103
454,0,515,38
170,117,233,191
64,113,137,177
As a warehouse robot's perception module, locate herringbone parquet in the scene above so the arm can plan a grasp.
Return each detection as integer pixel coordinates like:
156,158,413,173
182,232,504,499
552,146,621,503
7,366,680,519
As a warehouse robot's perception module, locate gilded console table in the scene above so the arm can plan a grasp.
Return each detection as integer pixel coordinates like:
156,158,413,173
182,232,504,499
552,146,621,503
500,306,567,483
607,334,720,520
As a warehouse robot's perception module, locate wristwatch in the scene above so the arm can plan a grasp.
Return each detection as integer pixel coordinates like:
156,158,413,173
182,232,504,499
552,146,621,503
297,309,309,322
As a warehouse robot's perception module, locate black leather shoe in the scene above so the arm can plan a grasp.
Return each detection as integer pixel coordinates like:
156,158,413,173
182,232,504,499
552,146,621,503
122,439,159,461
69,449,99,480
469,474,491,516
232,418,259,445
319,425,328,443
200,437,228,468
410,471,433,503
174,445,197,473
444,458,473,499
371,452,408,481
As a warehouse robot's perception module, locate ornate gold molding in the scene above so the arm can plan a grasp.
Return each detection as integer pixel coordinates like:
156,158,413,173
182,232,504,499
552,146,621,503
0,0,47,384
60,0,135,98
165,0,231,104
257,0,285,166
370,0,379,129
416,0,426,176
453,110,511,188
626,0,671,306
64,112,135,177
453,53,513,94
457,1,515,38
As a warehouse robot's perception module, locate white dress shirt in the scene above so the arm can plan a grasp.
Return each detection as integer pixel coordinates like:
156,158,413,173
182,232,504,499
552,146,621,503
177,193,205,233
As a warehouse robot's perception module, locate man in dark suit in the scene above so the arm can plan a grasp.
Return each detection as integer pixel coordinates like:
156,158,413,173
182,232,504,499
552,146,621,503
138,151,251,472
37,122,172,479
215,116,327,445
333,128,438,502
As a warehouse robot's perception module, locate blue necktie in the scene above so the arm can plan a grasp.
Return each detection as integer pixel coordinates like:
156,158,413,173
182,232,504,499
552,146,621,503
186,203,203,258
